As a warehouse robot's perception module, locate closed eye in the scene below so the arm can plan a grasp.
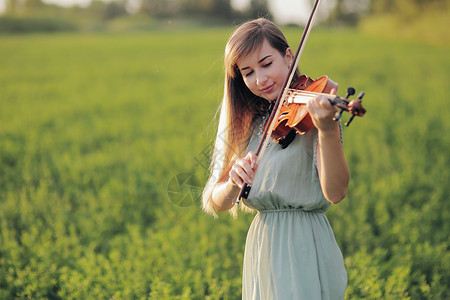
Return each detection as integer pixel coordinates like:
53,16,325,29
243,61,271,77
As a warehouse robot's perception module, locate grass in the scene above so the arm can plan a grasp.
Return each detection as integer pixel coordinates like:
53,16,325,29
0,27,449,298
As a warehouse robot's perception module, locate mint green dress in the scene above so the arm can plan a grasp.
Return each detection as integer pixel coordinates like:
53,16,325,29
242,116,347,300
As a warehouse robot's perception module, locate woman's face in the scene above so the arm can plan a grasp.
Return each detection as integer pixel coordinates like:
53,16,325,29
237,39,293,102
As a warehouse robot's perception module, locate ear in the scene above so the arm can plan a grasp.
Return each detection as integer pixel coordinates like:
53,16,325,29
284,47,294,66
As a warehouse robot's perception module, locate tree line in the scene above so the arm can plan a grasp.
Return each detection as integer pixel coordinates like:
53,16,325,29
3,0,270,23
3,0,447,25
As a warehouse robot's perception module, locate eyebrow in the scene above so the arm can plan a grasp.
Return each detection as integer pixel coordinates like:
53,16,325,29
240,55,272,71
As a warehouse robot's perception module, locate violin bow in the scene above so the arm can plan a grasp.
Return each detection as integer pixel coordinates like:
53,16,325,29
236,0,323,205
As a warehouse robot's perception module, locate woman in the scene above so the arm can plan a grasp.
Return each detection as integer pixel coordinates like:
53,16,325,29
202,18,348,299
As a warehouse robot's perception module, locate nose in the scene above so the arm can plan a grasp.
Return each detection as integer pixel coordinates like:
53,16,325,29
256,71,268,86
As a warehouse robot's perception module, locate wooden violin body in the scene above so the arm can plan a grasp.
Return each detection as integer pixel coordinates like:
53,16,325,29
271,75,366,143
272,75,337,141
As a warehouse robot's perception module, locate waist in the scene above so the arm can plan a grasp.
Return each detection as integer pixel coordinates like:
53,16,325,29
258,208,325,214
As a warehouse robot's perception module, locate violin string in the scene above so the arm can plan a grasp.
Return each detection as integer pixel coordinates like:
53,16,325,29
286,90,335,104
289,89,332,97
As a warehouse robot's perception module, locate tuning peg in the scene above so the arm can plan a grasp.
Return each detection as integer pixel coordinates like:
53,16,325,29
345,115,356,126
346,87,355,98
345,92,366,126
334,87,355,121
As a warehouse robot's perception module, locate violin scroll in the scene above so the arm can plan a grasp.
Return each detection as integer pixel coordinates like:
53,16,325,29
331,87,366,126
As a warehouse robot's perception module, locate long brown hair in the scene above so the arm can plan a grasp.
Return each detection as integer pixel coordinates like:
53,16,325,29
202,18,295,217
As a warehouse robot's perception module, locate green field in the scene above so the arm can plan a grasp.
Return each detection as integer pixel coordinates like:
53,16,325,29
0,28,449,299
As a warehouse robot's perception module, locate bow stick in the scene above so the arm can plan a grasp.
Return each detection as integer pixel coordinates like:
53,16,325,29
236,0,323,205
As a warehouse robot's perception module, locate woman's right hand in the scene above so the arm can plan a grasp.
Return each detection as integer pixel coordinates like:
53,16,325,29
228,151,258,188
211,151,258,211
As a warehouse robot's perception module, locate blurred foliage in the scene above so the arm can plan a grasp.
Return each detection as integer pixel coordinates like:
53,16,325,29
0,15,77,33
360,0,449,45
0,0,269,33
0,0,448,47
0,26,449,298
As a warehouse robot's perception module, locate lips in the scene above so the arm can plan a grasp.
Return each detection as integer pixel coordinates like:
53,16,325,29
260,83,275,94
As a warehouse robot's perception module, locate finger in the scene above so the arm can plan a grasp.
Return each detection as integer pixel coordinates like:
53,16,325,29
320,95,334,108
307,95,318,108
246,151,258,167
330,88,337,96
239,154,257,176
235,160,255,183
308,96,335,121
309,95,329,110
229,170,244,188
306,98,317,116
233,165,253,185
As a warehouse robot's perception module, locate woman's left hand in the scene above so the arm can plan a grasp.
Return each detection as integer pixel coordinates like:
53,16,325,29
307,88,339,133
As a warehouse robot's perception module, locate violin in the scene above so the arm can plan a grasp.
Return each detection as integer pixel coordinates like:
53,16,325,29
272,75,366,143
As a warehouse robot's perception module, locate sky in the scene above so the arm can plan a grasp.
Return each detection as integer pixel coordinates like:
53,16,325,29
0,0,335,25
233,0,313,24
231,0,335,25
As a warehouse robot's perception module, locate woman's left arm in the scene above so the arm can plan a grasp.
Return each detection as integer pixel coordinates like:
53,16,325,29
308,92,350,204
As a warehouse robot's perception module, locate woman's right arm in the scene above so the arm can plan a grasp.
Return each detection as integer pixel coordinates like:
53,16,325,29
211,151,257,211
211,180,240,211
